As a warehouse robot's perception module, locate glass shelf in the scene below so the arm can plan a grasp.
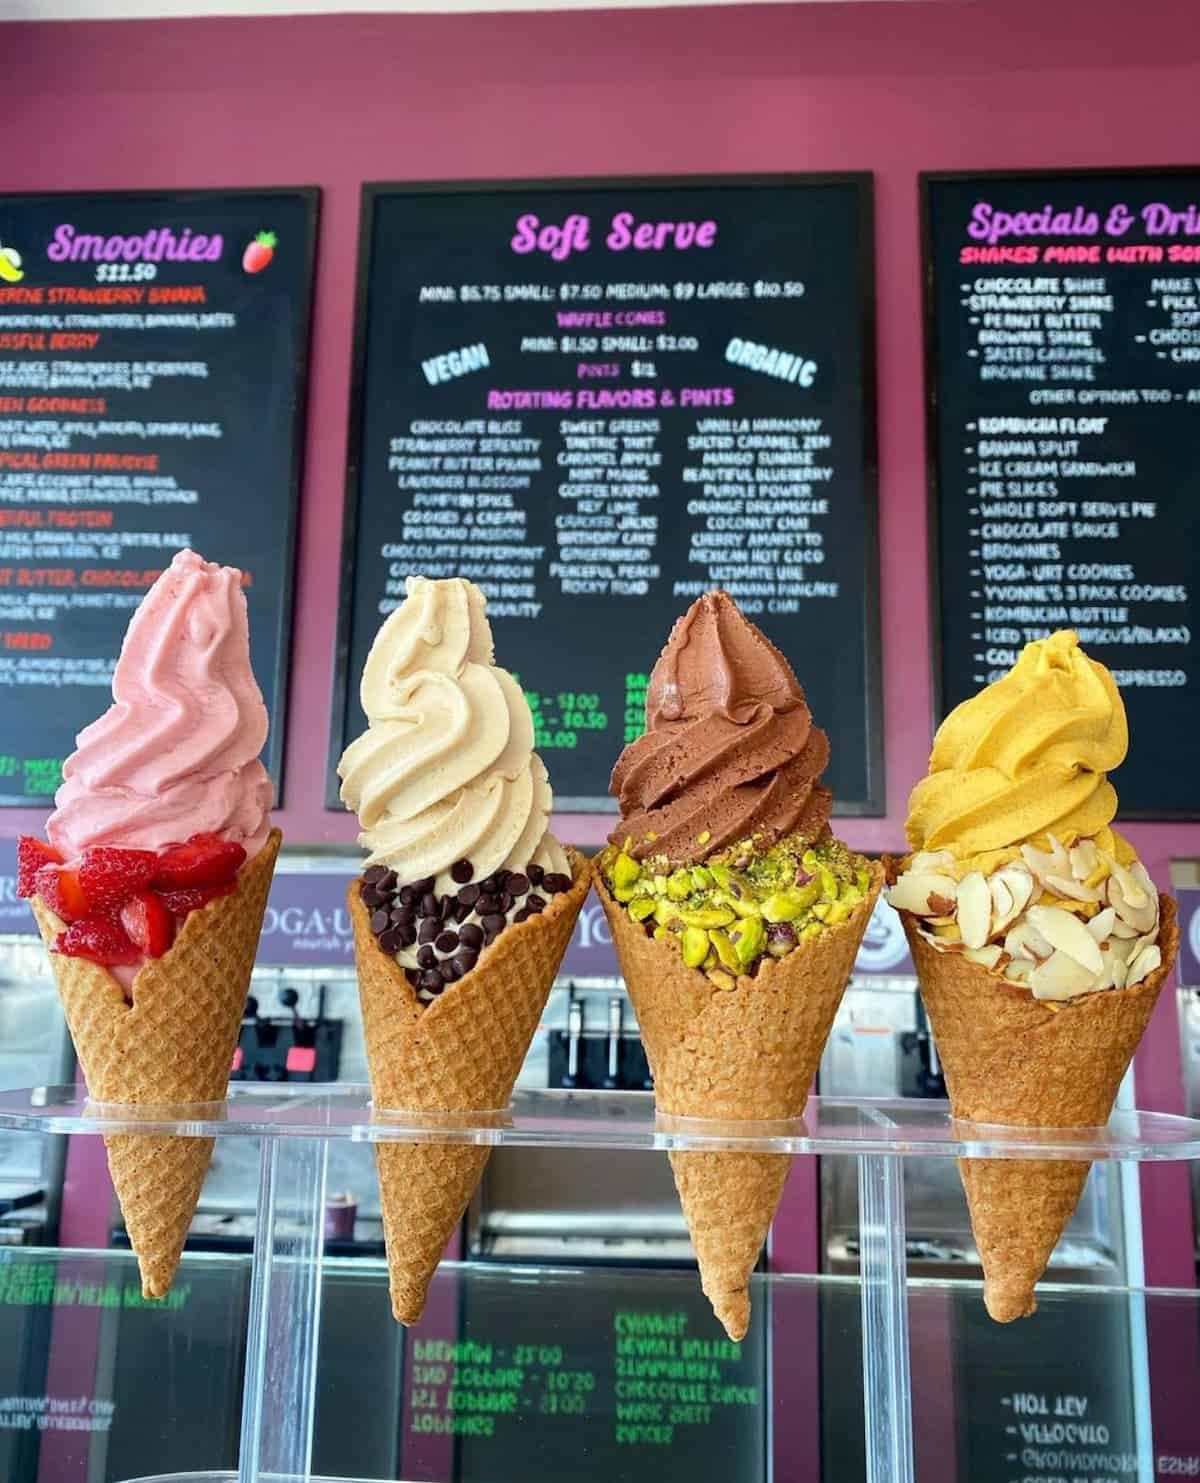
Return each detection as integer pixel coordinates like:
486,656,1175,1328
2,1083,1199,1160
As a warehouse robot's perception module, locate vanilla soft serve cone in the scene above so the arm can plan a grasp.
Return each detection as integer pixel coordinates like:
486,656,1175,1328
889,631,1177,1321
339,577,587,1323
21,550,279,1297
596,592,880,1339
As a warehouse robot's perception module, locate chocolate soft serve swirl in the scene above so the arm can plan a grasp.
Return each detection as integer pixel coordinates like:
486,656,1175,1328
609,591,832,863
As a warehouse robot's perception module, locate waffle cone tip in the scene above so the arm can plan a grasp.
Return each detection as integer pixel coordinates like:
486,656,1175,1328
709,1288,750,1343
984,1279,1037,1323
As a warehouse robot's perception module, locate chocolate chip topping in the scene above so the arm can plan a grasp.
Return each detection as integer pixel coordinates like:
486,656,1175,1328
370,908,391,935
416,944,437,970
435,930,459,954
451,859,474,884
526,895,546,913
419,891,438,918
543,872,572,895
360,884,386,909
506,873,530,897
527,863,544,886
457,883,480,907
458,923,484,950
417,918,440,945
454,948,478,975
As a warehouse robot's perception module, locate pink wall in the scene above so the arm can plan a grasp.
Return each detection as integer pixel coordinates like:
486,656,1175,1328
3,0,1199,1278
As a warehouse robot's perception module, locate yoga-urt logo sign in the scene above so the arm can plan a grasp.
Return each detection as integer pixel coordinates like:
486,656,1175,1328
855,897,911,975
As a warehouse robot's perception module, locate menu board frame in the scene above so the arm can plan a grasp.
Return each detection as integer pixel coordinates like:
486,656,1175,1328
330,174,883,814
920,164,1200,821
0,183,319,806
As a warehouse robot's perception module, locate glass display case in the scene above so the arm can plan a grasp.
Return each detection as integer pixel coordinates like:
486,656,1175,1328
0,1084,1198,1483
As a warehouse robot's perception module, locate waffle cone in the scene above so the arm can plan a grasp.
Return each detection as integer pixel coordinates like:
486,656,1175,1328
597,858,884,1339
896,890,1178,1322
351,847,588,1324
31,829,281,1298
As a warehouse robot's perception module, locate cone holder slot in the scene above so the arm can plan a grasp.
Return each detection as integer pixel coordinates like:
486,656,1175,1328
4,1084,1199,1483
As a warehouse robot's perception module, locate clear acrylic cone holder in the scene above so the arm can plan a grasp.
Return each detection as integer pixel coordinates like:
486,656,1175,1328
2,1083,1199,1483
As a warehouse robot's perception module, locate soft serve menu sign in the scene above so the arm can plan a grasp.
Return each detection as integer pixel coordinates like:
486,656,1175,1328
335,176,881,814
0,188,317,803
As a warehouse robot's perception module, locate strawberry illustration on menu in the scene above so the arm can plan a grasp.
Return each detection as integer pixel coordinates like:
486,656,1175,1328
242,231,277,274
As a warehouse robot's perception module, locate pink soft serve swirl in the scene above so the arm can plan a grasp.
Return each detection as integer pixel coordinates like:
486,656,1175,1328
47,548,273,860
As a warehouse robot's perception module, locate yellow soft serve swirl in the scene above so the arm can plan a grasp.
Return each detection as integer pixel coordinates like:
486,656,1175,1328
905,631,1128,859
338,576,567,884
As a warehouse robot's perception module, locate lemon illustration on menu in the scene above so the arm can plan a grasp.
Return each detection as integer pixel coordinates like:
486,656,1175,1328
0,243,24,284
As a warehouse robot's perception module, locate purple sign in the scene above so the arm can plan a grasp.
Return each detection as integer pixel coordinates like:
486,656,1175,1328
259,870,357,966
1177,887,1200,988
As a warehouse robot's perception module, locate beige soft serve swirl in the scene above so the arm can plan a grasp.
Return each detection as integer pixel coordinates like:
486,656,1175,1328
338,576,568,885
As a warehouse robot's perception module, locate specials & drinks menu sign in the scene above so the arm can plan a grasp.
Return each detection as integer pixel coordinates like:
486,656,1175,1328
924,168,1200,817
0,188,317,805
333,176,881,812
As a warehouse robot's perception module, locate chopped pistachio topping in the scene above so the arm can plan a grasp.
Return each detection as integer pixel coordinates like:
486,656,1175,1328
600,832,868,988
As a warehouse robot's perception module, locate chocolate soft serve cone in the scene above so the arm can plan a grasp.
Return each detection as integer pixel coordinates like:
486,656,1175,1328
889,632,1177,1321
339,577,586,1323
598,592,880,1339
28,551,278,1297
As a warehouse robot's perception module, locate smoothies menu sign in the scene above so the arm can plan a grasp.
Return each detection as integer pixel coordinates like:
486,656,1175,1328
333,176,881,812
924,168,1200,817
0,188,317,804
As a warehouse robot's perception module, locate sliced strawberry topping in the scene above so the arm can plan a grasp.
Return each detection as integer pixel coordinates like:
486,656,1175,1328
56,915,141,966
153,834,246,891
158,878,237,916
79,846,158,914
17,837,61,898
120,892,175,958
35,863,90,923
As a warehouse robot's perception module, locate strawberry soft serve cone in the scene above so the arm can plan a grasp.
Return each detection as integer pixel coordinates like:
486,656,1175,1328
339,577,585,1323
889,632,1178,1321
22,549,279,1297
598,592,879,1339
33,832,279,1296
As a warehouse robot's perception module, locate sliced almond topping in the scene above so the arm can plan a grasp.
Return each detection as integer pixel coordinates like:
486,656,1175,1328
964,943,1004,970
1030,948,1098,1001
1026,904,1104,975
957,871,992,950
1005,958,1032,982
1127,943,1162,987
995,864,1036,918
1069,840,1099,881
887,871,959,917
1107,855,1149,910
1005,919,1053,962
1045,871,1104,905
1087,906,1117,942
988,875,1015,937
910,849,956,874
1109,916,1140,940
928,893,955,917
1108,873,1158,934
1111,954,1129,989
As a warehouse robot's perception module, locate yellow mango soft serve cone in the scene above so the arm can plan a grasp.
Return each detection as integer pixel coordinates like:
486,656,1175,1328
596,591,880,1339
889,631,1177,1320
338,576,586,1323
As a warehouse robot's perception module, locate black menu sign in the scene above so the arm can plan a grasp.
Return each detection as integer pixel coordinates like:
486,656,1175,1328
333,176,881,811
924,168,1200,817
0,188,317,804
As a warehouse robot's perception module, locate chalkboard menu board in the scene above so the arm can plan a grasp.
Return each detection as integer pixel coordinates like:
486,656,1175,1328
0,188,317,804
333,176,881,812
399,1266,767,1483
924,168,1200,817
